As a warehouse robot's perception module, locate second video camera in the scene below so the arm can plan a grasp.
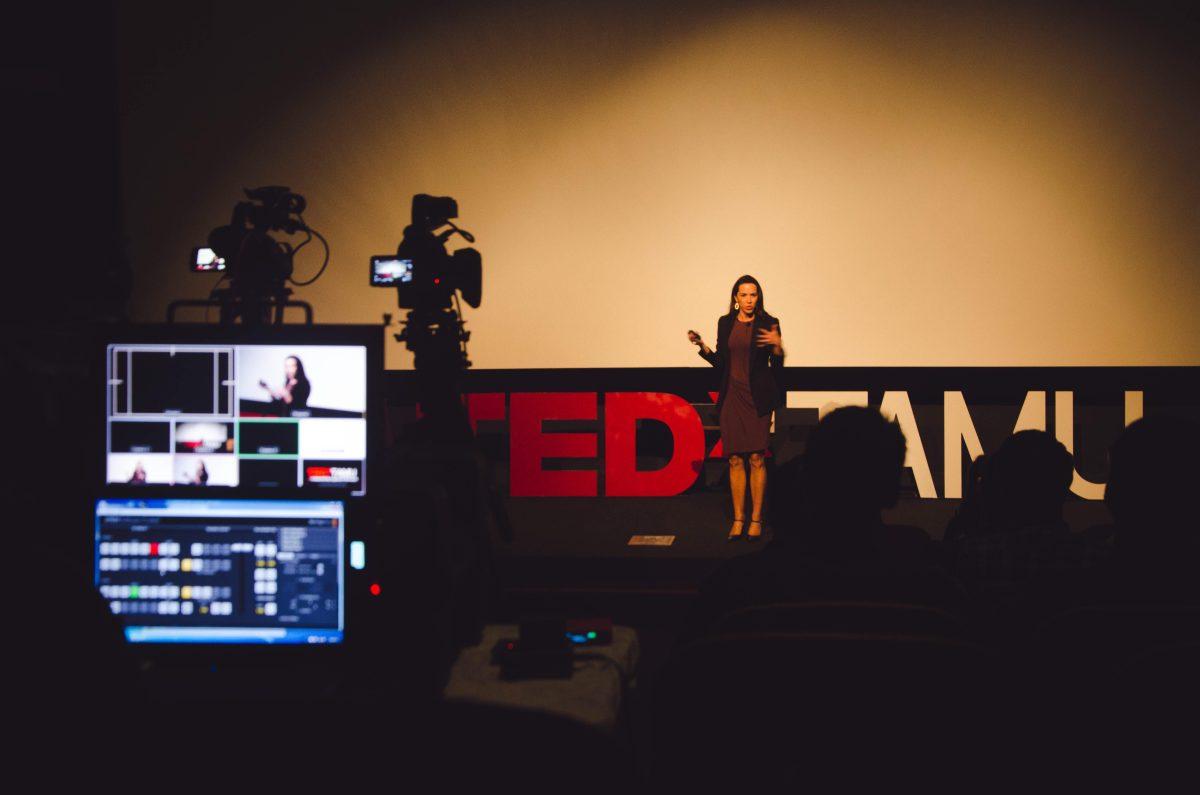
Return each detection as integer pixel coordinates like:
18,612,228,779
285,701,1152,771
371,194,481,310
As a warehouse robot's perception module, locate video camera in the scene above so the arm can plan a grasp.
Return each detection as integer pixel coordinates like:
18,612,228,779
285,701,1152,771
370,194,481,310
192,186,312,289
181,186,329,325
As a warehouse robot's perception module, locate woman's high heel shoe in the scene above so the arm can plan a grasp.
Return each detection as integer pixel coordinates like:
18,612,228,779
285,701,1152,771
727,518,746,542
746,519,764,542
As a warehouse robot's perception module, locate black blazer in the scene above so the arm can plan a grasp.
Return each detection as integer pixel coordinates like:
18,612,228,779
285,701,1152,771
699,311,784,416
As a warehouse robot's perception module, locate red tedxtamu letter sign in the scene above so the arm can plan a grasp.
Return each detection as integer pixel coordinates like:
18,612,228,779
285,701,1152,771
605,393,706,497
393,367,1193,502
509,393,598,497
507,392,710,497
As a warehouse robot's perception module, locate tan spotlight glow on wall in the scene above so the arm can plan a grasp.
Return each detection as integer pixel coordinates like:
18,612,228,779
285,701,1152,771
120,1,1200,369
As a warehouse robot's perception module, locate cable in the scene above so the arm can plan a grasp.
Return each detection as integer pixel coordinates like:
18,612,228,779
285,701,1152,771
208,271,229,298
453,290,471,364
290,226,313,257
203,271,229,324
206,225,255,322
289,225,330,286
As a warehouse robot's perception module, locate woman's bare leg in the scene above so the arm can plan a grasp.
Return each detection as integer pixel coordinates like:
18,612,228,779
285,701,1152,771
748,452,766,536
728,454,747,537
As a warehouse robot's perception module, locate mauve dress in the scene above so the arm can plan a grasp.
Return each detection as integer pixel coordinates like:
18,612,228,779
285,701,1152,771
719,319,772,454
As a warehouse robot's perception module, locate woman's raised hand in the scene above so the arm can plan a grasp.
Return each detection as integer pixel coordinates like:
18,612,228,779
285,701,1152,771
687,330,703,347
756,323,781,349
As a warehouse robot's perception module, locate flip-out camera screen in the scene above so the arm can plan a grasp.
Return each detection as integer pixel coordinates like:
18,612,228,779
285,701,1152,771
107,342,368,495
191,247,226,272
370,256,413,286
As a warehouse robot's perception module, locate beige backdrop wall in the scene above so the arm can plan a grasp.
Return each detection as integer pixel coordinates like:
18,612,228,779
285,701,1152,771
119,0,1200,370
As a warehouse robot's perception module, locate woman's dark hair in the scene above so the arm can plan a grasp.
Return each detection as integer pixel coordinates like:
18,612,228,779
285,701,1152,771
728,274,766,316
287,356,309,387
286,356,311,410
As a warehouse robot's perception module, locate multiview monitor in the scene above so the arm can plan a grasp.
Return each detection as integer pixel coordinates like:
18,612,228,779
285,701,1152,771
104,325,380,497
95,498,345,645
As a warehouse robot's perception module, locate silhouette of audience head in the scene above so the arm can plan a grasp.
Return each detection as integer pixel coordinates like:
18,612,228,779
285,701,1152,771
983,430,1073,532
1105,414,1200,557
800,406,906,527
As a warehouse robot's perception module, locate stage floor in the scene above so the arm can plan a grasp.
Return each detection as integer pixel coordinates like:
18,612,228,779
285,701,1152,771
495,493,1113,592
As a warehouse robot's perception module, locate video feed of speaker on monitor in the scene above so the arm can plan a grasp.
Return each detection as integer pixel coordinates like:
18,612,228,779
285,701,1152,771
107,343,367,495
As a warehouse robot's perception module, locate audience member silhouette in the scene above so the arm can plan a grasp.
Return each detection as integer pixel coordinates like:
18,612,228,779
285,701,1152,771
680,406,964,642
943,430,1108,635
949,432,1107,586
1082,414,1200,605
